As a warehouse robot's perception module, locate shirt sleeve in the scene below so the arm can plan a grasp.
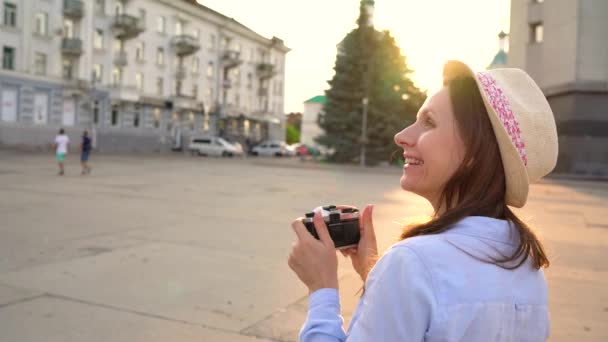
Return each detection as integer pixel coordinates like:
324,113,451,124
299,288,347,342
346,245,436,341
299,245,437,342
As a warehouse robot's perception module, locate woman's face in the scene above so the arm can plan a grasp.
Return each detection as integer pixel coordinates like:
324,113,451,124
394,87,466,209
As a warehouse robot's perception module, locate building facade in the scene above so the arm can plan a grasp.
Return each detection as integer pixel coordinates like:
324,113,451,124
301,95,325,149
0,0,289,152
508,0,608,175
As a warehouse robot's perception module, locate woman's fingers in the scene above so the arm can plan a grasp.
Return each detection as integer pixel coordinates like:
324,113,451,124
291,218,313,242
313,210,335,248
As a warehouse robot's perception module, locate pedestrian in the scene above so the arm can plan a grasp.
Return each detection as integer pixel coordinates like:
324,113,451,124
80,130,92,175
53,128,70,176
297,144,308,162
288,60,558,341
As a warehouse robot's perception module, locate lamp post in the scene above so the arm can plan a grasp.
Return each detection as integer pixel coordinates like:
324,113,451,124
360,96,369,166
359,0,374,167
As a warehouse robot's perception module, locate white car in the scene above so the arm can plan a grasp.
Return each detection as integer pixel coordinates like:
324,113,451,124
251,141,290,157
189,137,242,157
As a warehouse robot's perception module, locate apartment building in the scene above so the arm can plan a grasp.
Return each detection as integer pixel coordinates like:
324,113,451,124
508,0,608,175
0,0,289,152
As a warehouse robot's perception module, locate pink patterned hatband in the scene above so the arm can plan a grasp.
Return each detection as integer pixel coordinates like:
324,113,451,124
476,72,528,166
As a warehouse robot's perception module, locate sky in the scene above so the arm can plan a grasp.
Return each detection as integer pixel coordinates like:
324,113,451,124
198,0,511,114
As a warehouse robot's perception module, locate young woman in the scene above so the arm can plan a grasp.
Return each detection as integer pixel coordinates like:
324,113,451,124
288,60,558,341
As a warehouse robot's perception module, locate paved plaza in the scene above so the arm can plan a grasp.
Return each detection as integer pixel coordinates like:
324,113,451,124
0,151,606,341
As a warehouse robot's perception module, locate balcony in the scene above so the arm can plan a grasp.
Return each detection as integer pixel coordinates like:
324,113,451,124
256,63,276,80
171,34,201,57
221,50,242,69
114,51,128,67
111,14,145,40
110,85,140,103
63,0,84,18
61,38,83,56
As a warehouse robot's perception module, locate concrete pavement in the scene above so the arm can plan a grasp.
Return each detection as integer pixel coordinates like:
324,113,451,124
0,151,606,341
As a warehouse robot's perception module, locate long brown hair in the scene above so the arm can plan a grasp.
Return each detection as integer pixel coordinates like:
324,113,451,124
399,61,549,270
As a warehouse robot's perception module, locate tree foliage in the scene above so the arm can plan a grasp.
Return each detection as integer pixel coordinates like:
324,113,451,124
317,1,426,165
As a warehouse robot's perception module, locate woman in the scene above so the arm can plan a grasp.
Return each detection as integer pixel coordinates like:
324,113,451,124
288,60,558,341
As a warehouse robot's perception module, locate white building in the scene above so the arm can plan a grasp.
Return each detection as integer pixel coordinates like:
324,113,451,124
0,0,289,152
507,0,608,175
301,95,325,148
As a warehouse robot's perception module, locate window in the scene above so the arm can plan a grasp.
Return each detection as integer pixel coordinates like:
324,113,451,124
134,112,140,127
2,46,15,70
136,41,145,61
95,0,105,15
530,22,544,43
203,113,209,131
93,101,100,124
94,29,104,49
34,53,46,75
111,106,119,126
247,72,252,89
114,1,123,15
156,77,163,95
139,8,146,22
193,29,199,39
175,21,183,35
192,84,198,99
188,111,195,130
35,12,47,35
153,108,161,128
112,67,121,85
135,72,143,91
192,57,199,73
156,47,164,65
113,39,122,52
157,16,165,33
3,2,16,27
93,64,103,82
210,34,215,49
63,19,74,38
206,61,213,78
62,59,73,79
175,80,183,96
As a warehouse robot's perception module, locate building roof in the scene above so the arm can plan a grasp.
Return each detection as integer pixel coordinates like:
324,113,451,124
489,50,508,68
181,0,289,52
304,95,327,104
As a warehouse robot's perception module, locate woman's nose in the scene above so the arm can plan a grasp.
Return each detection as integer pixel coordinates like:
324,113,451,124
394,125,416,147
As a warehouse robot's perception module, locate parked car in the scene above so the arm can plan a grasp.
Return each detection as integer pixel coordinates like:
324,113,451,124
189,136,242,157
251,141,290,157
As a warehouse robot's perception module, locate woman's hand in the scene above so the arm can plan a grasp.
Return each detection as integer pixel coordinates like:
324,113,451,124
340,204,378,283
288,210,338,294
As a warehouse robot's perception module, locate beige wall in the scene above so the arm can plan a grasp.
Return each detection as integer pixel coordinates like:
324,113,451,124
577,0,608,83
301,102,323,146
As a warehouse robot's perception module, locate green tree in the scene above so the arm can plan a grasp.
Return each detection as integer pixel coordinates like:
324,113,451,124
285,123,300,145
317,0,426,165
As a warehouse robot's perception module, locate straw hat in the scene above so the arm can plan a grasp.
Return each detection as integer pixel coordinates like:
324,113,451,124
443,61,558,208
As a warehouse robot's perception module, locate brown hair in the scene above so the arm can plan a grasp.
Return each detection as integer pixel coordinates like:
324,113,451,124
399,61,549,270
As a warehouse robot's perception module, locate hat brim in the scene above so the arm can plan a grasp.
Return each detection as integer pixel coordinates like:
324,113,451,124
450,62,529,208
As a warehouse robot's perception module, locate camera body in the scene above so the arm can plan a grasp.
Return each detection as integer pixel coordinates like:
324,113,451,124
302,205,360,249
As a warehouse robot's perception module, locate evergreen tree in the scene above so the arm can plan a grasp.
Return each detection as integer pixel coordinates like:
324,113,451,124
317,0,426,165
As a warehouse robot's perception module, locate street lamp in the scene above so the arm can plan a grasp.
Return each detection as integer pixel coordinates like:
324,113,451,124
359,0,375,167
360,96,369,166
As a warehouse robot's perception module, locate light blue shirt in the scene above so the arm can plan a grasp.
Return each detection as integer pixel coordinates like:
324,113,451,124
300,216,549,341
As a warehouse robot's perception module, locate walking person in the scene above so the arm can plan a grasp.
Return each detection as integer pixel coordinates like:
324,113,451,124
54,128,70,176
288,61,558,341
80,130,92,175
